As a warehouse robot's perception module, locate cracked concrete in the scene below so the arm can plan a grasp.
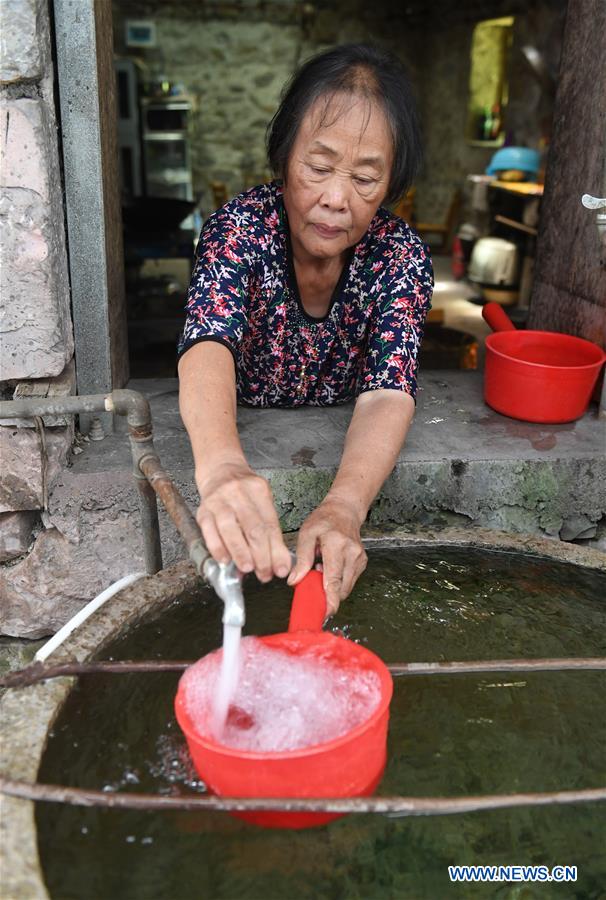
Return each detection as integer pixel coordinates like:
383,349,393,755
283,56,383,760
1,371,605,636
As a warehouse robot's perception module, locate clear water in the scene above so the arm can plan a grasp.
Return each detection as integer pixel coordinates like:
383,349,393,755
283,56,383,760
182,635,382,751
37,547,606,899
212,622,242,738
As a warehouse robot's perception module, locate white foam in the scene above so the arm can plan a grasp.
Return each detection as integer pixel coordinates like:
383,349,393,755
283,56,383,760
181,636,381,752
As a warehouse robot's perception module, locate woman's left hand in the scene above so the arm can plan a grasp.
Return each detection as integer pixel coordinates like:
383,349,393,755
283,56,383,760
287,497,368,616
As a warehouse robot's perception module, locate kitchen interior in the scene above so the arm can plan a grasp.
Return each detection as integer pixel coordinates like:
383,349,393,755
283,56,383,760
111,0,567,378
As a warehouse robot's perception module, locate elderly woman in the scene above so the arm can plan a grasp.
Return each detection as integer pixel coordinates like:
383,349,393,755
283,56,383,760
178,43,433,615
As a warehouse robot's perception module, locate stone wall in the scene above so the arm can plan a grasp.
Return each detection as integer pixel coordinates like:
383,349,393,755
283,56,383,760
110,0,565,223
110,0,419,213
0,0,74,567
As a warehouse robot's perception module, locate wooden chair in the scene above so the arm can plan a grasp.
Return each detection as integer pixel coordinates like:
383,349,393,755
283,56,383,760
392,187,416,224
415,189,463,255
209,180,229,210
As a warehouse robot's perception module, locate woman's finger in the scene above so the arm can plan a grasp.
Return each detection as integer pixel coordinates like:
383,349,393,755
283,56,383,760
267,519,293,579
287,527,319,585
197,509,230,566
234,501,274,582
243,478,291,578
319,535,346,616
214,509,255,573
340,546,367,600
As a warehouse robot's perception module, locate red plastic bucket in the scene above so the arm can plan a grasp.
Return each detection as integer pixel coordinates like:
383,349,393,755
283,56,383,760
174,570,393,828
482,303,606,423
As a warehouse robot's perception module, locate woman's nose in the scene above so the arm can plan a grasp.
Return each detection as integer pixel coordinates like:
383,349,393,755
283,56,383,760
319,174,349,210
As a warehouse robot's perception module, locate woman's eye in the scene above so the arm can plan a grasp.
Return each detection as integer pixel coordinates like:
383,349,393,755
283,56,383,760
354,176,375,186
310,166,330,175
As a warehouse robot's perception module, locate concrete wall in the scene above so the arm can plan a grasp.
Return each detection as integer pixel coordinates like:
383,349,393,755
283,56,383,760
0,0,75,568
111,0,565,222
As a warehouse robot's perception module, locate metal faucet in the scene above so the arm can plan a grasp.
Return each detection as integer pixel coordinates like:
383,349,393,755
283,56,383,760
581,194,606,249
203,559,246,628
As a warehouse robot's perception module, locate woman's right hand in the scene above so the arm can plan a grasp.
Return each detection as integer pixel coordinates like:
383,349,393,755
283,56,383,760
195,460,292,583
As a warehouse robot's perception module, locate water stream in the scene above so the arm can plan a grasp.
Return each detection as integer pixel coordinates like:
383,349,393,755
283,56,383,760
212,622,242,738
37,547,606,899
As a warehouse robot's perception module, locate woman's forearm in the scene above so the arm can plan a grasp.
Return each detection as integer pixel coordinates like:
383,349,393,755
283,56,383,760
178,341,246,482
326,388,415,522
178,341,292,579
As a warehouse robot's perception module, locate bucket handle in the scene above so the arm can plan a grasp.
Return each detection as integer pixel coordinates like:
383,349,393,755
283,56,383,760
482,302,517,333
288,570,327,633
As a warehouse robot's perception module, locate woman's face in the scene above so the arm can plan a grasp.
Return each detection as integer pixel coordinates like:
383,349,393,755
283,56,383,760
282,93,393,264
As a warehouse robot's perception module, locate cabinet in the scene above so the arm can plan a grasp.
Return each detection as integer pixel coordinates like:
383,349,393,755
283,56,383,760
141,99,194,202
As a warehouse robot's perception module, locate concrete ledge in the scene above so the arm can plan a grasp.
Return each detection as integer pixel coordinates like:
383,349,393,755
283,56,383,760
1,372,605,636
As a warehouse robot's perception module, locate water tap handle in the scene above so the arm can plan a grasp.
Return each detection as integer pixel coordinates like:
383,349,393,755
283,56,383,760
581,194,606,209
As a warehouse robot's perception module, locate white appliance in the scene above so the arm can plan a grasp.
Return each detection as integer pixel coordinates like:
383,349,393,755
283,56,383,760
467,236,520,304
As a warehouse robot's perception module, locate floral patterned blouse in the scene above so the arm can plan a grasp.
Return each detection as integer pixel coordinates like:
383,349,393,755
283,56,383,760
178,181,433,407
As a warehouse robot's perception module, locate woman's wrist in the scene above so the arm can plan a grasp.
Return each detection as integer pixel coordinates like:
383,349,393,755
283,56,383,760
321,489,367,528
195,453,250,493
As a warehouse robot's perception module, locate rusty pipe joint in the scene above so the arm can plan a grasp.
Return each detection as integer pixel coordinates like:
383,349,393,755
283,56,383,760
105,389,152,430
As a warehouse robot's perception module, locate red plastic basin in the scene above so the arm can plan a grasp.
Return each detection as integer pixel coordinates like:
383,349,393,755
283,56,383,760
174,570,393,828
482,303,606,423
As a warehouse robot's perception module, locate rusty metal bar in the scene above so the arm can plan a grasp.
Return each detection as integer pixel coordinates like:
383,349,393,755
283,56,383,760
134,477,163,574
138,454,211,577
1,776,604,817
2,657,605,691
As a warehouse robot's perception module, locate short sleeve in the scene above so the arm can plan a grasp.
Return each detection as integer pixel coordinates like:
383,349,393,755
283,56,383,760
177,204,256,362
358,239,433,401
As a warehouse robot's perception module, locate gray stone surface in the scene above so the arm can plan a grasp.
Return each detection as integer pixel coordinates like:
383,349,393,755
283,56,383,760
0,424,73,513
0,99,73,380
0,511,37,562
0,358,77,428
1,371,604,637
0,0,43,84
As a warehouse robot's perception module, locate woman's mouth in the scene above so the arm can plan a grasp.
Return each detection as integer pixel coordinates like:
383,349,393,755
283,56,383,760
313,223,344,238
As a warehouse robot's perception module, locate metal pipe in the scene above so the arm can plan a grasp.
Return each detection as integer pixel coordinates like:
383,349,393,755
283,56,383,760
139,454,209,572
138,454,245,626
135,478,163,574
105,389,153,430
1,656,605,690
0,394,109,420
1,775,604,817
0,389,242,621
107,392,164,575
0,391,164,576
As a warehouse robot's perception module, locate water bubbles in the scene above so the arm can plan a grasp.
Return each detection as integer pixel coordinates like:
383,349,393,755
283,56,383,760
147,733,206,793
123,769,140,785
180,636,381,753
